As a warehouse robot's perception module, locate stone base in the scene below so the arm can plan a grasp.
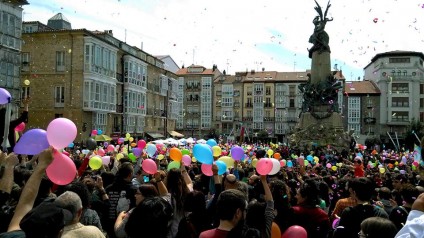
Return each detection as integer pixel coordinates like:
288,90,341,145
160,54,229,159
289,112,352,151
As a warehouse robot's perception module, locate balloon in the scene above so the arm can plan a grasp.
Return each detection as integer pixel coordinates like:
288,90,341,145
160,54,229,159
282,225,307,238
269,158,281,175
62,150,70,156
280,159,286,167
193,144,213,164
212,146,222,157
128,153,137,162
118,137,125,144
0,88,11,104
201,163,213,176
169,148,183,161
101,156,110,165
146,144,157,157
131,143,136,147
97,148,105,156
271,222,281,238
251,158,258,168
132,148,142,157
326,163,332,168
15,122,25,132
218,156,234,168
379,168,386,174
331,166,337,171
167,161,181,171
46,150,76,185
68,142,74,148
116,153,124,160
287,160,293,168
107,144,115,152
298,157,304,166
137,140,147,149
256,158,273,175
182,155,191,166
89,156,102,170
215,160,227,175
129,137,134,142
91,130,98,136
274,153,281,160
206,139,217,147
181,148,190,155
142,159,157,174
47,118,77,149
413,161,419,167
125,133,131,139
14,129,50,155
304,160,309,166
230,146,244,161
267,149,274,157
192,157,197,162
86,138,97,150
306,155,313,162
97,129,103,135
157,154,165,160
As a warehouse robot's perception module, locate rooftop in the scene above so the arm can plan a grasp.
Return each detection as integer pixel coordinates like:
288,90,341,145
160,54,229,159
345,80,381,95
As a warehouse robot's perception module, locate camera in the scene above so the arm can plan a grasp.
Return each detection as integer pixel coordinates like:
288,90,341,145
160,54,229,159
91,175,98,180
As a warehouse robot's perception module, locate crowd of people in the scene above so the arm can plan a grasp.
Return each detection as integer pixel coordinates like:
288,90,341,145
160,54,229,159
0,136,423,238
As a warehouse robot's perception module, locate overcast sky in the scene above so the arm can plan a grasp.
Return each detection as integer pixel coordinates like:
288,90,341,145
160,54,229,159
23,0,424,81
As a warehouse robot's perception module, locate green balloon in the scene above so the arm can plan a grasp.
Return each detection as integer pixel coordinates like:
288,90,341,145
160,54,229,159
128,153,137,162
89,156,102,170
181,149,190,155
167,161,181,171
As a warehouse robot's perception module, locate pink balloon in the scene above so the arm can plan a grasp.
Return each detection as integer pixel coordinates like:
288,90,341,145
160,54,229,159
97,148,105,156
62,150,70,156
101,156,111,165
282,225,307,238
280,160,286,167
15,122,25,132
256,158,273,175
137,140,147,149
326,163,332,168
46,150,77,185
142,159,157,175
201,163,213,176
182,155,191,166
47,118,77,149
91,129,98,136
107,144,115,152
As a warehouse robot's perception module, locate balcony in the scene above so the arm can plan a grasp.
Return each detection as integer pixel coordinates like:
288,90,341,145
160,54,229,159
234,116,240,121
245,103,253,108
243,117,253,121
286,117,297,123
254,90,263,96
234,102,240,108
364,117,376,124
186,84,200,90
116,104,123,113
264,103,273,108
264,117,275,122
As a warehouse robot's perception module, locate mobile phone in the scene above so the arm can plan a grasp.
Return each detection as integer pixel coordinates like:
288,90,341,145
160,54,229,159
91,175,97,180
143,176,149,183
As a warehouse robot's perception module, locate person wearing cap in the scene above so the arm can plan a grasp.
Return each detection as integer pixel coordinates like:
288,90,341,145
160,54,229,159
54,191,105,238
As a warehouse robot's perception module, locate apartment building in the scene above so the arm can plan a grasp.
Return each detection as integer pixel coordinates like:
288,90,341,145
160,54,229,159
364,50,424,142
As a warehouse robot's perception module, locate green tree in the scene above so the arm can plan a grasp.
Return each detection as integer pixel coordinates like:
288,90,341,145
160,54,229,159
405,118,423,150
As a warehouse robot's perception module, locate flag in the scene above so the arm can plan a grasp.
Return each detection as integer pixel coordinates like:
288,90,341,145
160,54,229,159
414,144,421,163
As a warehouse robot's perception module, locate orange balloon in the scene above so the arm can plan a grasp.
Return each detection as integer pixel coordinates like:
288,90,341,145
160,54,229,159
274,153,281,160
169,148,182,162
130,143,137,147
271,222,281,238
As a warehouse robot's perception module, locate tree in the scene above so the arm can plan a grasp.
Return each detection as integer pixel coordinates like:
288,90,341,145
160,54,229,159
404,118,423,150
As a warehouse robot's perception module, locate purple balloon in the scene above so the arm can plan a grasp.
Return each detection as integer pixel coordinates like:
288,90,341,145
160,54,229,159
103,142,108,147
0,88,11,104
14,129,50,155
230,146,244,161
132,148,142,157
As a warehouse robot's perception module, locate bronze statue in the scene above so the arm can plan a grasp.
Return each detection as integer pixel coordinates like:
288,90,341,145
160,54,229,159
308,0,333,58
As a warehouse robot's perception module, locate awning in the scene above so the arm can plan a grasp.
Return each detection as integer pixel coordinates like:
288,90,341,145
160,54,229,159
169,131,184,138
145,132,165,139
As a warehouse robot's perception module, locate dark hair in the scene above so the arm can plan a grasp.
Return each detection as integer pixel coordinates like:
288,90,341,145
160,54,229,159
270,180,290,210
400,184,420,205
166,168,189,212
351,177,374,202
125,197,173,238
101,171,115,188
138,184,158,198
184,190,206,213
298,179,320,206
377,187,392,200
117,162,134,180
360,217,397,238
64,181,91,208
216,189,247,221
246,201,266,232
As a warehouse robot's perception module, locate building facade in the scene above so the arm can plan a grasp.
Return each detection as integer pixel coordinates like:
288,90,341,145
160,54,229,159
364,50,424,143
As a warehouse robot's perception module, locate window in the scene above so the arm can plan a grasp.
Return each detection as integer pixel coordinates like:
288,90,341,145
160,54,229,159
391,111,409,122
289,99,295,108
397,70,401,76
420,84,424,94
289,85,296,96
265,86,271,95
392,97,409,107
55,113,63,118
403,70,407,76
421,98,424,109
21,52,30,64
55,86,65,107
392,83,409,93
389,58,410,63
56,51,65,71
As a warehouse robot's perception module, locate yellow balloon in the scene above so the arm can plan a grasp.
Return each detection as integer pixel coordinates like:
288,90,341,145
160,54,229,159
218,156,234,168
267,149,274,157
157,154,165,160
212,146,222,157
192,157,197,162
314,156,319,163
252,158,258,168
125,133,131,139
379,168,386,174
24,79,30,85
129,137,134,142
116,153,124,160
331,166,337,171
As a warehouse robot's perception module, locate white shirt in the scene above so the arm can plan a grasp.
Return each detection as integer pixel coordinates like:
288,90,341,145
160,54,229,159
396,210,424,238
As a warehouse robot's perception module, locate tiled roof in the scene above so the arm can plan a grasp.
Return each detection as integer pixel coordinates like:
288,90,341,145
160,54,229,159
214,75,237,83
345,80,381,95
176,65,215,75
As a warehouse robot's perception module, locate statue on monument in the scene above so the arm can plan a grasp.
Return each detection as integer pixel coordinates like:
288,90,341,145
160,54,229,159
308,0,333,58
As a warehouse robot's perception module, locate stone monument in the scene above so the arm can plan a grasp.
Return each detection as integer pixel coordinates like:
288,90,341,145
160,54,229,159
289,0,352,151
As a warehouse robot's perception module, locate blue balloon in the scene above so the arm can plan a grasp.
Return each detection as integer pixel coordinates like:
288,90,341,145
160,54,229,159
14,129,50,155
215,160,227,175
68,142,74,148
146,144,156,157
193,144,213,164
307,155,313,162
287,161,293,168
206,139,217,147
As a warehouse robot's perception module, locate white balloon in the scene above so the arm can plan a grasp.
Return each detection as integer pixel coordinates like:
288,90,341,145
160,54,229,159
268,158,281,175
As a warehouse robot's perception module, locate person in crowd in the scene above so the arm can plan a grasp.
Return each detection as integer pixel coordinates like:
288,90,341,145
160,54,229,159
389,184,420,231
396,192,424,237
359,217,397,238
330,178,356,222
54,191,105,238
376,187,396,215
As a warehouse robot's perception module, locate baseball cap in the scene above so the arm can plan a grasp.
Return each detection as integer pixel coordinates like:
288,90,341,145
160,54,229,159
20,200,73,238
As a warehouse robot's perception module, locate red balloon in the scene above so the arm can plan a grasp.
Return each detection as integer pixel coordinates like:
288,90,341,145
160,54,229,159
282,225,307,238
137,140,147,149
142,159,157,175
15,122,25,132
201,163,213,176
256,158,273,175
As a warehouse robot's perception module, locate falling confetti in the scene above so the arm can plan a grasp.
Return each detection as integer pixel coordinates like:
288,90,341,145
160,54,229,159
373,18,378,23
